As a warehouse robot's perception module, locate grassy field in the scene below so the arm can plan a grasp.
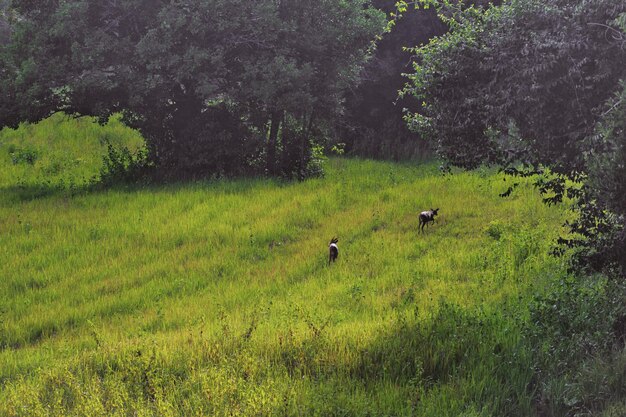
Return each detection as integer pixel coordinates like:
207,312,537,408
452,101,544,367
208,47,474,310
0,115,572,416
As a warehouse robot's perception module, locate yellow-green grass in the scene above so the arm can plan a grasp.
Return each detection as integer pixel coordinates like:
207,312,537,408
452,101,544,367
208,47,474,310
0,116,572,416
0,112,144,194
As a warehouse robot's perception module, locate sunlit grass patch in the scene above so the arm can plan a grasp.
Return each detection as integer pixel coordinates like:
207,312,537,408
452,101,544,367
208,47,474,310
0,119,574,415
0,113,145,193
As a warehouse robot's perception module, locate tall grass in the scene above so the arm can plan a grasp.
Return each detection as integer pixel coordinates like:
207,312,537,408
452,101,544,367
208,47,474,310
0,113,144,197
0,115,574,416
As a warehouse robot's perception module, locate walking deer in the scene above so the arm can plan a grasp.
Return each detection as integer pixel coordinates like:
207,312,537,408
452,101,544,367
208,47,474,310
419,208,439,233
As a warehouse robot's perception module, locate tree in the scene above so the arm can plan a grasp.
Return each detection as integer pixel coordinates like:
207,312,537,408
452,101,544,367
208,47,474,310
0,0,385,179
0,3,10,45
403,0,626,273
342,0,447,161
342,0,499,161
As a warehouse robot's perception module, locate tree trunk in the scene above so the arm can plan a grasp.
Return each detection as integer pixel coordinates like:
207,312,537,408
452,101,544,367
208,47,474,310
266,110,282,176
300,112,315,177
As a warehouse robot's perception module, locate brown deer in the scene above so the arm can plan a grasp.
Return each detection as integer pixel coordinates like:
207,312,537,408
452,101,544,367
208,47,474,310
328,237,339,265
419,208,439,233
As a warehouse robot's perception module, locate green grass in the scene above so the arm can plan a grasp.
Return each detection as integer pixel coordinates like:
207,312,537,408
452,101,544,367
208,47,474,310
0,115,573,416
0,112,144,198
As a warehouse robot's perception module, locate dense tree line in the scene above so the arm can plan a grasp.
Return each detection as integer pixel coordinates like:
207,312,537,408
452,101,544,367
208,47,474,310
0,1,11,44
342,0,500,161
0,0,385,179
341,0,446,160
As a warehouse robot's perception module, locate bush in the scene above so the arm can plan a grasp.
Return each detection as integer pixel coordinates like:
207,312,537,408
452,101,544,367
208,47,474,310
527,276,626,416
8,145,38,165
98,140,149,186
485,220,505,240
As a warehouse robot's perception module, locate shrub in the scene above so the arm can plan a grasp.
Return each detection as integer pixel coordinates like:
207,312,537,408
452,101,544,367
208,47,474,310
527,276,626,415
8,145,38,165
485,220,505,240
98,140,148,186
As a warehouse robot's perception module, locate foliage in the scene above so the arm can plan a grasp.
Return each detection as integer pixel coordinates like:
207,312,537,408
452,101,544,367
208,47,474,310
342,0,447,161
565,82,626,273
526,276,626,416
343,0,502,161
98,139,148,187
0,113,146,198
0,1,10,44
7,144,38,165
0,0,385,179
528,277,620,374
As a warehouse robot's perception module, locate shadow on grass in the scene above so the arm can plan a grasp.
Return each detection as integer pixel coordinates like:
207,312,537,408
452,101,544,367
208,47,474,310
0,183,74,202
261,301,534,415
0,170,316,206
346,301,533,415
0,181,111,204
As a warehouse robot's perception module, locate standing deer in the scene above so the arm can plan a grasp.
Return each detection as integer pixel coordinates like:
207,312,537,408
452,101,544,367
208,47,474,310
419,208,439,233
328,237,339,265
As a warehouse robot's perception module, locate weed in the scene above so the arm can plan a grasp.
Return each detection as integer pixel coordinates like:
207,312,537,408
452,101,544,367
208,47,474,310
485,220,505,240
8,145,39,165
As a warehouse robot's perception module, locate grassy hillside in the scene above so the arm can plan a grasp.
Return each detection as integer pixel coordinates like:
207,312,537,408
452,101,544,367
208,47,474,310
0,116,572,416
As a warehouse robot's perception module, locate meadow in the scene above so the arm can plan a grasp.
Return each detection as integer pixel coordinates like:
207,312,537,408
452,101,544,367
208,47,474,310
0,115,573,416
